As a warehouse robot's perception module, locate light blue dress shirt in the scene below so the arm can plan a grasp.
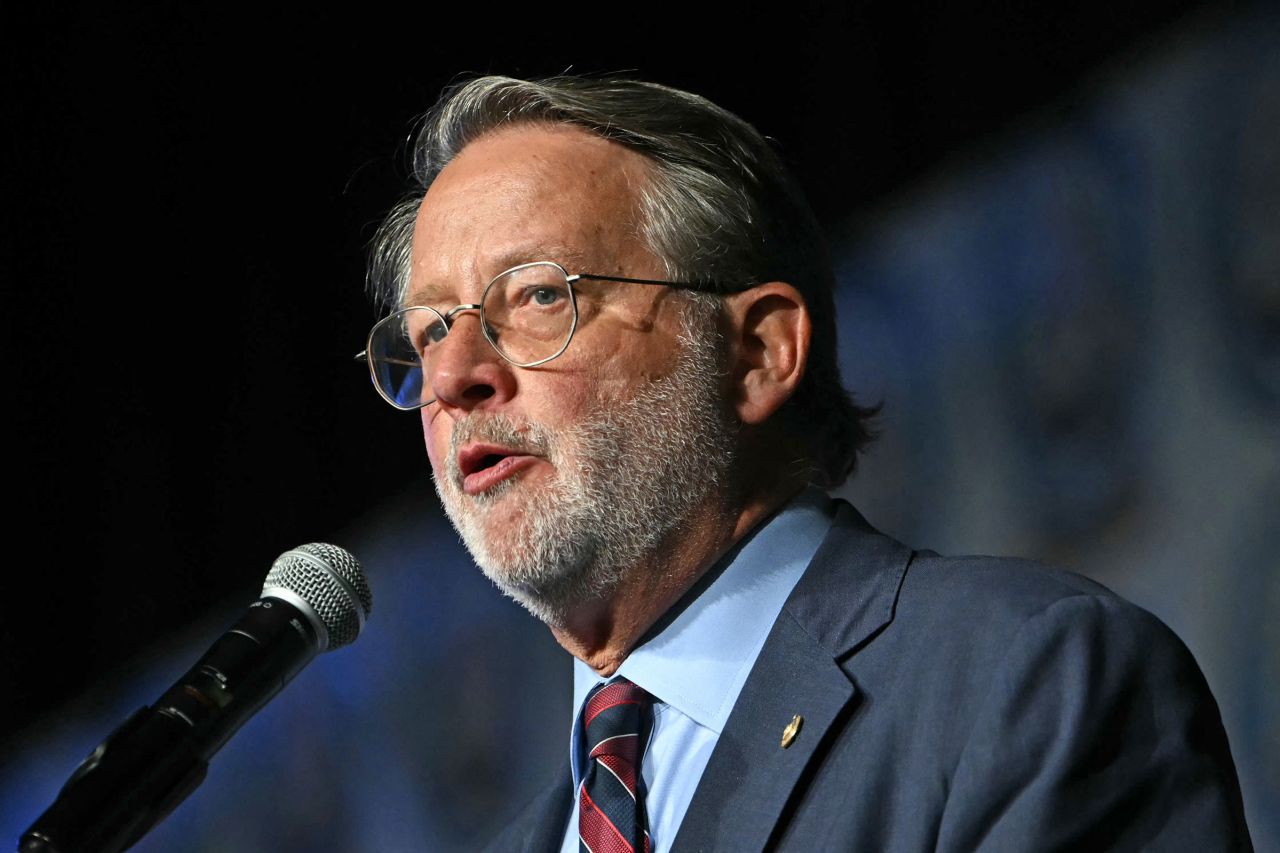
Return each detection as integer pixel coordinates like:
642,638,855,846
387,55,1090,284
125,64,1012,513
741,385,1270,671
559,488,835,852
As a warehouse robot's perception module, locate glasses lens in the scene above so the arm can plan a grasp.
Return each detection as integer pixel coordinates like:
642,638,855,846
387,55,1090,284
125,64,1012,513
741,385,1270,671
483,263,577,366
367,306,447,409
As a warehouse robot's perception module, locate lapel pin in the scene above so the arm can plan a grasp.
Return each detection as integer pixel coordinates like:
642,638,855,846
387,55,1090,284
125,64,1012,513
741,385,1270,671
780,714,803,748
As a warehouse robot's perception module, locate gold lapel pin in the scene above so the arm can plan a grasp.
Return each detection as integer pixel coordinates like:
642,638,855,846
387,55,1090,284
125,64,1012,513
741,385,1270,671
780,714,803,748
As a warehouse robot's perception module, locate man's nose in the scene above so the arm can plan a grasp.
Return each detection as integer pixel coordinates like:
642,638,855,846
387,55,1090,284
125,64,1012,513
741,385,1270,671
428,312,516,411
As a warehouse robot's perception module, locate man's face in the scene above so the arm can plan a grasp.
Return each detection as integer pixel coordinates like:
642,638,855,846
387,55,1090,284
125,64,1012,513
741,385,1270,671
409,124,735,624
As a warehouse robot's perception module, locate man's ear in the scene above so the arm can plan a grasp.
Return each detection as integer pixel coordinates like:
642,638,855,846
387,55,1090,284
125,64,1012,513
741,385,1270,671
722,282,811,425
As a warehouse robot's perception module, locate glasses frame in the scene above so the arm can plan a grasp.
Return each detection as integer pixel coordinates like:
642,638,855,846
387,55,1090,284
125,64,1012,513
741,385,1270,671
356,260,743,411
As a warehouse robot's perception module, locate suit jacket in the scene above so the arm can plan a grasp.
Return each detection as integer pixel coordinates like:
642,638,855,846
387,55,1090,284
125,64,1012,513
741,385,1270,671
485,502,1252,851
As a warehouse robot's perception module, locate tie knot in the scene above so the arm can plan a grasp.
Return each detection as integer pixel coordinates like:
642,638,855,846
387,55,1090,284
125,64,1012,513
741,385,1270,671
583,678,650,761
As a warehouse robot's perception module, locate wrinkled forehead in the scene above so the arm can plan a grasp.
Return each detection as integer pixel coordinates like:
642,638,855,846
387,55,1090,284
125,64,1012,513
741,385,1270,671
406,124,656,305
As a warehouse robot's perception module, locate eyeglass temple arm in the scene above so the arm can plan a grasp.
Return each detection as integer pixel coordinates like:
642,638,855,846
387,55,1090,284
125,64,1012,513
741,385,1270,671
571,273,740,294
354,352,420,369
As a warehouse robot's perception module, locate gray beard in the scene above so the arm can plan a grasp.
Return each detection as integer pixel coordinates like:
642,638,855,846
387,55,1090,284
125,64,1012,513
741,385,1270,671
432,320,735,627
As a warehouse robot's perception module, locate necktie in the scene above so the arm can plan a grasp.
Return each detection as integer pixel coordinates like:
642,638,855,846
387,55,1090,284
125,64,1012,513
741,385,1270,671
579,677,653,853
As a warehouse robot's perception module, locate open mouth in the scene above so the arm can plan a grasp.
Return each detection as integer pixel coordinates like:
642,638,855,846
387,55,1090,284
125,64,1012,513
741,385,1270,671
468,453,506,474
456,444,541,495
458,444,518,477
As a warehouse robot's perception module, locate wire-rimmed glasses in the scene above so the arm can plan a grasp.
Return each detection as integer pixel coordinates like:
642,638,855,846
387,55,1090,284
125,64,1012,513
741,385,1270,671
357,261,740,410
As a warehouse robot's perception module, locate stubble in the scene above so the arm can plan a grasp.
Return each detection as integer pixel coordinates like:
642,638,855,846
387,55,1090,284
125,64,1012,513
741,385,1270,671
432,309,735,626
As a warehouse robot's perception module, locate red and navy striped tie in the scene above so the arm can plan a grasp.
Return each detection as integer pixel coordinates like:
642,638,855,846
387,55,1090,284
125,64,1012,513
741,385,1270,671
579,677,653,853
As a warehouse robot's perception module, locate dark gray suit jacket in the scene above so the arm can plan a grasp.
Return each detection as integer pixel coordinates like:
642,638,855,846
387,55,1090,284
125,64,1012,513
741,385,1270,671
486,502,1252,851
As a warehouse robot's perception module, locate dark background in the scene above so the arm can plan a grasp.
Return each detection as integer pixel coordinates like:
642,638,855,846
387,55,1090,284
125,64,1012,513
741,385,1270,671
2,0,1222,746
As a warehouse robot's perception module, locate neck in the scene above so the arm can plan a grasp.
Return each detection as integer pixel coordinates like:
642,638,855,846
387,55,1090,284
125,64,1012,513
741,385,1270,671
550,476,806,676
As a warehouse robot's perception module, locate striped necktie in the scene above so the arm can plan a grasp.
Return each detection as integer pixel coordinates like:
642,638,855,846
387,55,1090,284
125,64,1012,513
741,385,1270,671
579,677,653,853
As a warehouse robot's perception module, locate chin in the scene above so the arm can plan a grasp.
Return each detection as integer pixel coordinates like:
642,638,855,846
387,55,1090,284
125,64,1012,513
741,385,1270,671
482,555,615,630
446,489,621,626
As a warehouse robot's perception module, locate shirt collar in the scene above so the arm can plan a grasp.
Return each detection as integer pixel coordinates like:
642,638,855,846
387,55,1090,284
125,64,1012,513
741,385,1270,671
570,488,835,737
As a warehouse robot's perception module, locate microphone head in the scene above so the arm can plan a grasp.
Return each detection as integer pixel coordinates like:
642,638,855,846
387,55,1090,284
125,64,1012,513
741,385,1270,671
261,543,372,651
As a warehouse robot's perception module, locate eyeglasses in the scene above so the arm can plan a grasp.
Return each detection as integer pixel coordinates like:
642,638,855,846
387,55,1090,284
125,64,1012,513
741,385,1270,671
357,260,741,410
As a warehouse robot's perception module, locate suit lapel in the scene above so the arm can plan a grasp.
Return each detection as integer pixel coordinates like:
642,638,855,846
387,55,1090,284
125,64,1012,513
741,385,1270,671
669,609,856,853
671,502,915,853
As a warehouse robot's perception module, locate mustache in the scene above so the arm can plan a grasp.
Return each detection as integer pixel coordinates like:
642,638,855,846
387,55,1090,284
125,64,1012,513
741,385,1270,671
446,414,554,482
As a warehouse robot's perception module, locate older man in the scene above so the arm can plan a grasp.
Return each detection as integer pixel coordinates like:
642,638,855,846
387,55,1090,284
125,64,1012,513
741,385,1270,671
361,76,1251,851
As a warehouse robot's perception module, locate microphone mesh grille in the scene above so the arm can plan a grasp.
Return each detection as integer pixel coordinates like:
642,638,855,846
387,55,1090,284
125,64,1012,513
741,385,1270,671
262,543,372,650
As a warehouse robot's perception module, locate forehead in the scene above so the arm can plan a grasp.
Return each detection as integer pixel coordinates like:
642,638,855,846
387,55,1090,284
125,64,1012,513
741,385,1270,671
407,124,656,303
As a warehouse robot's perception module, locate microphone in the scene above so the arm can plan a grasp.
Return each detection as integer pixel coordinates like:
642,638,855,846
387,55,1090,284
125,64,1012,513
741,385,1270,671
19,543,373,853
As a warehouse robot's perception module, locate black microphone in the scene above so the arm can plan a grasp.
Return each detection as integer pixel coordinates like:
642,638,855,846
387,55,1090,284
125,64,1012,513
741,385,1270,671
19,543,373,853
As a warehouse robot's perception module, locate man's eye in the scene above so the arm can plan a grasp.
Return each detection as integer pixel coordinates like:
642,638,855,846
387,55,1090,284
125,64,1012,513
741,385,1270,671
423,321,448,345
530,287,563,306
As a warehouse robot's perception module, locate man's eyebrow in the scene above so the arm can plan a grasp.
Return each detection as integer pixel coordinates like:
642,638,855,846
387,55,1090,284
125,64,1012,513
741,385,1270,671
492,245,590,272
404,246,594,306
404,282,453,308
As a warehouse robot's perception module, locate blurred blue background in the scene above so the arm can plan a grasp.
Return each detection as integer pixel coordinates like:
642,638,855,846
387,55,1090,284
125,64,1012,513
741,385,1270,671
3,4,1275,851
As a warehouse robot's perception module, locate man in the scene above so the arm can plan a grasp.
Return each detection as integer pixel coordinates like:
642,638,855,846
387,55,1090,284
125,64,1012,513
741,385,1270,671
361,75,1251,851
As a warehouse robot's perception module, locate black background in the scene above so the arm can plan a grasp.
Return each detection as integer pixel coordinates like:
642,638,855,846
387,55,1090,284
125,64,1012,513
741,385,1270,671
3,2,1219,743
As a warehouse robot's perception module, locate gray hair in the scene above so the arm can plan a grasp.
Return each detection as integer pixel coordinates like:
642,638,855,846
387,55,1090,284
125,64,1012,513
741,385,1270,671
368,75,876,487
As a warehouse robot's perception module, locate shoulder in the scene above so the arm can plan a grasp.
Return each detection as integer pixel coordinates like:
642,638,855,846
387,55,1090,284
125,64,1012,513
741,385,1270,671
892,555,1252,848
768,504,1252,847
898,550,1161,643
798,501,1205,694
800,500,1181,657
892,549,1199,686
805,513,1227,771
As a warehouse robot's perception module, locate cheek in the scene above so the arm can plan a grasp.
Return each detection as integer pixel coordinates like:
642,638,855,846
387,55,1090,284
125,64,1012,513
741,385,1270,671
421,408,448,473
